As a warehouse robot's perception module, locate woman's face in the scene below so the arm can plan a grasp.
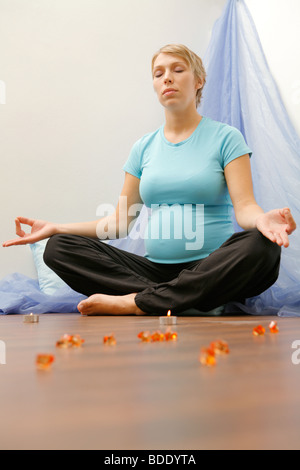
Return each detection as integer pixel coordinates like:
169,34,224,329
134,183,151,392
152,53,202,111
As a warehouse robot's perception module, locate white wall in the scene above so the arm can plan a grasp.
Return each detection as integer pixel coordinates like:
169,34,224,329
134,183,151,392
0,0,299,280
0,0,227,279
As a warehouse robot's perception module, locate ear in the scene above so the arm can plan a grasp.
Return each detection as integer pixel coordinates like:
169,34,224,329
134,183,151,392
195,77,204,91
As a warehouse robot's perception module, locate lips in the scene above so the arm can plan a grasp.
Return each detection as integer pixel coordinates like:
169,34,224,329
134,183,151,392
163,88,177,96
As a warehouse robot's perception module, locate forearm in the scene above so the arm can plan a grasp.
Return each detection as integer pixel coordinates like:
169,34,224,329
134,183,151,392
56,214,130,240
234,203,265,230
56,219,102,238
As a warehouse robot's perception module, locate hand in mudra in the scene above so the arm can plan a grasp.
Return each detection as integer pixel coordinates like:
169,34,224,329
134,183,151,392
256,207,297,247
2,217,57,247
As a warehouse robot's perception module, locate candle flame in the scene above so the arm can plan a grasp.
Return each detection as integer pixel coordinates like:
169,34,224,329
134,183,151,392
167,310,171,317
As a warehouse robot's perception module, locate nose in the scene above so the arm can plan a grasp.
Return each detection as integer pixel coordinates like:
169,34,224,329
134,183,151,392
164,70,173,84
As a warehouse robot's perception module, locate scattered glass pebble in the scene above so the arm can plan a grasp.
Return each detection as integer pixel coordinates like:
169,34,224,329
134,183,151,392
164,331,178,342
56,334,85,348
137,331,151,342
269,321,279,334
199,347,216,367
210,339,230,355
151,330,165,342
253,325,266,336
103,334,117,345
138,330,178,342
36,354,55,370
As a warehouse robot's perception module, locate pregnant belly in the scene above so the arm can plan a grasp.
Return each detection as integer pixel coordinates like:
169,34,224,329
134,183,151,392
143,203,234,263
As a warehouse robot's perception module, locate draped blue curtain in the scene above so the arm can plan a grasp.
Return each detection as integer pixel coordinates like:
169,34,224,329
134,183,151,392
199,0,300,316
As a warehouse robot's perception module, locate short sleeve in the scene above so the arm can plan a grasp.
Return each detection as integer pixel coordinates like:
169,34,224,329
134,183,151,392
221,126,252,169
122,140,143,179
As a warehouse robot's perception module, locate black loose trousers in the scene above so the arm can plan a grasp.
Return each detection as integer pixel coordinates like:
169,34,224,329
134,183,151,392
44,228,281,315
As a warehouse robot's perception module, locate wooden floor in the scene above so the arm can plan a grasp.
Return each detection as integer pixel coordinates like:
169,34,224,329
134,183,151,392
0,312,300,450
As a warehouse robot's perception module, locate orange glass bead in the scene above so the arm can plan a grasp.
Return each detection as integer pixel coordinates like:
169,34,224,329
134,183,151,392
253,325,265,336
71,334,85,347
56,339,69,349
269,321,279,334
137,331,152,342
151,330,165,342
210,339,229,355
56,334,72,348
56,333,85,348
199,347,216,367
164,331,178,341
138,330,178,342
103,334,116,345
36,354,55,370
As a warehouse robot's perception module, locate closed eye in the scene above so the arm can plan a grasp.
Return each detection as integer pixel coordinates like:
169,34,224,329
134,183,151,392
154,70,183,78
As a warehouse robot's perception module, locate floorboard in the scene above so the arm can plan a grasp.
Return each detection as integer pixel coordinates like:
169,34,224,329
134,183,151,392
0,313,300,450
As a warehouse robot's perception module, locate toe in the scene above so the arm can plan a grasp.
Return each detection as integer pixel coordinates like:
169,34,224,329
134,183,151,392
78,301,89,315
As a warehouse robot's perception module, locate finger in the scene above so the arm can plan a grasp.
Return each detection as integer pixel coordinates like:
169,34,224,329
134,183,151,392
16,216,35,226
15,219,26,238
280,208,297,233
279,208,291,224
273,232,284,246
2,238,28,247
281,233,290,248
275,228,289,247
279,208,287,221
286,215,297,234
277,209,295,238
263,231,277,244
2,234,38,247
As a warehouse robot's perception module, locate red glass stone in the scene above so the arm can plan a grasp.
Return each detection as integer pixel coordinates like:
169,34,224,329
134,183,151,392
151,331,165,342
164,331,178,341
103,334,116,345
56,333,85,348
71,334,85,347
199,347,216,367
269,321,279,333
253,325,265,336
36,354,55,370
210,339,229,355
137,331,151,342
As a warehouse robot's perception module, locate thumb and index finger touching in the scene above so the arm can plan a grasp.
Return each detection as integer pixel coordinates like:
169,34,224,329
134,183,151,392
2,216,37,247
279,207,297,235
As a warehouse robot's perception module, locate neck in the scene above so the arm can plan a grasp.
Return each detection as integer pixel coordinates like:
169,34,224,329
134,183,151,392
164,106,202,135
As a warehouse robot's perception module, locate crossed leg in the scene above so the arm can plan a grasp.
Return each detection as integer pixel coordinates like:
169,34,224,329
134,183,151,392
43,229,281,316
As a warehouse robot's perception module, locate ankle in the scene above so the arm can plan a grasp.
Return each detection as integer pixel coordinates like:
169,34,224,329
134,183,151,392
129,293,145,315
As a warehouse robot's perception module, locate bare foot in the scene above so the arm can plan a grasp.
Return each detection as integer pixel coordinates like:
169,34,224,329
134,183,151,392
77,293,146,316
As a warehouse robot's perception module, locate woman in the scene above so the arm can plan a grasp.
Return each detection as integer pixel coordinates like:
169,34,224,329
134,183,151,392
3,44,296,316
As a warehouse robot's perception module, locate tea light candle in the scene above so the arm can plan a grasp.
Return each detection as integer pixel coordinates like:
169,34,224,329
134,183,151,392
23,313,39,323
159,310,177,325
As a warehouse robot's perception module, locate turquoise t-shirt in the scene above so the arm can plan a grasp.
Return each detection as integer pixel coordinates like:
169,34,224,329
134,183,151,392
122,116,252,264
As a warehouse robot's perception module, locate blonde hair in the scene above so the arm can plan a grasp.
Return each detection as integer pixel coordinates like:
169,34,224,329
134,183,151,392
151,44,206,108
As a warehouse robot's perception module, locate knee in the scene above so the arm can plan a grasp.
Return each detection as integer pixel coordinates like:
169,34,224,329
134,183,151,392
245,228,281,268
43,234,67,269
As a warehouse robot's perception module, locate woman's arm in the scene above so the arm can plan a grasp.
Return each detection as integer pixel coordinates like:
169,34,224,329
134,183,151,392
224,155,263,229
224,154,296,247
2,172,143,247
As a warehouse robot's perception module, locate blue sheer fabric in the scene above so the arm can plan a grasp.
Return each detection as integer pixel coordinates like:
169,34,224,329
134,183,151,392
199,0,300,316
1,0,299,316
0,273,86,315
